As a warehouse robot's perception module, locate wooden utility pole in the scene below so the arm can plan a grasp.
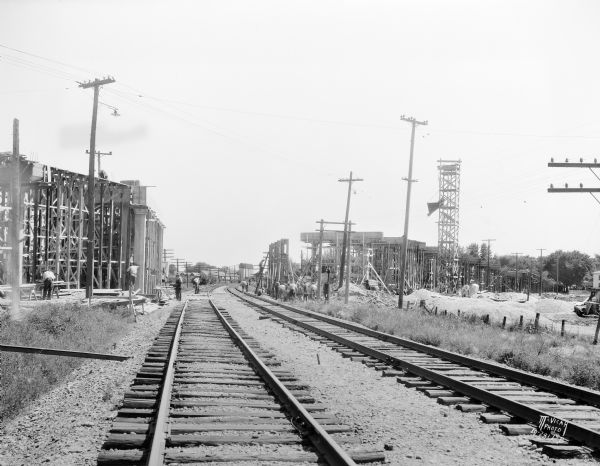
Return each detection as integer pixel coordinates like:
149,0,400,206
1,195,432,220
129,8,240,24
512,252,522,291
482,239,496,290
338,172,363,289
344,221,352,304
175,258,184,273
315,220,348,299
10,119,21,318
86,149,112,175
537,248,546,296
398,115,428,309
556,255,560,293
317,219,325,299
79,77,115,300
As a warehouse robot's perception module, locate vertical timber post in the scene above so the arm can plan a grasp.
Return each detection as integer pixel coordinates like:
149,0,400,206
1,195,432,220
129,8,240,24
10,119,21,318
317,219,324,299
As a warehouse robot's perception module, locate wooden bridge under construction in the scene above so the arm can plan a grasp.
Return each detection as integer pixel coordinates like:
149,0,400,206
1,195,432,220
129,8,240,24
0,153,164,295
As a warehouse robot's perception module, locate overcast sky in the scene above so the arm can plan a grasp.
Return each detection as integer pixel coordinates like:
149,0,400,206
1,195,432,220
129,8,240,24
1,0,600,267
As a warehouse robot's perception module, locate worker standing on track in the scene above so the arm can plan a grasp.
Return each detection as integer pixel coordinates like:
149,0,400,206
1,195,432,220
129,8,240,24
42,268,56,300
192,275,200,294
174,273,183,301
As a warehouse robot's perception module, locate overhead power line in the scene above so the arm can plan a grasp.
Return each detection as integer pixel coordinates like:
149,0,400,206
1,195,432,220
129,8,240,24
0,42,101,76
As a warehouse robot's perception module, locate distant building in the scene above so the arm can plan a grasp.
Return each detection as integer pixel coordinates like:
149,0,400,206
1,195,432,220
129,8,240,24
238,263,255,280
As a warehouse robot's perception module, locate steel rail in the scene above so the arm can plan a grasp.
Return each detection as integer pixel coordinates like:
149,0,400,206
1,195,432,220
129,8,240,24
233,289,600,407
146,300,188,466
230,289,600,450
208,299,356,466
0,344,130,361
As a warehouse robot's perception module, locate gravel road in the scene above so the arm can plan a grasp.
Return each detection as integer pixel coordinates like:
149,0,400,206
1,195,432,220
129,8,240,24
213,287,597,466
0,304,173,466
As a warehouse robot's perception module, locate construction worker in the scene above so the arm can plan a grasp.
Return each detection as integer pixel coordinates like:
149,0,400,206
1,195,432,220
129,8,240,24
127,262,139,290
192,275,200,294
273,280,280,299
42,268,56,300
174,273,183,301
323,281,330,303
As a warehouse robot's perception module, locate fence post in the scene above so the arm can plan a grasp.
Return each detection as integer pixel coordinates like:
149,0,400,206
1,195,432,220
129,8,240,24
534,313,540,332
561,320,565,337
519,315,523,328
502,316,506,329
593,317,600,345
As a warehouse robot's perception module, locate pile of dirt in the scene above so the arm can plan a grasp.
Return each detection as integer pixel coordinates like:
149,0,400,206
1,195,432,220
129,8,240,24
406,289,432,303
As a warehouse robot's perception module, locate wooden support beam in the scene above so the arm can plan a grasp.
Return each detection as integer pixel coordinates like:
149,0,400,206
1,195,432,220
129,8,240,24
0,344,130,361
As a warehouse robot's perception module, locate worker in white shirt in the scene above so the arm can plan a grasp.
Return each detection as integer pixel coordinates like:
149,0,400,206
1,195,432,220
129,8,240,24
42,269,56,300
127,263,139,289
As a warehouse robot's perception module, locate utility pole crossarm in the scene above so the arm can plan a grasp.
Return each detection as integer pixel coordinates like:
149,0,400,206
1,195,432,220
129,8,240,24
548,187,600,193
78,77,116,89
400,115,428,126
548,162,600,168
338,177,364,182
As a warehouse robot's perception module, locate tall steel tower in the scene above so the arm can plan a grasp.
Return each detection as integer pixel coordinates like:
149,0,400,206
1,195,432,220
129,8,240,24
437,160,461,293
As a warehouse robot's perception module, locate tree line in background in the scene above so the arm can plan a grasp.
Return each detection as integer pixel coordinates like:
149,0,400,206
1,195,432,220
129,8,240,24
461,242,600,289
167,262,231,273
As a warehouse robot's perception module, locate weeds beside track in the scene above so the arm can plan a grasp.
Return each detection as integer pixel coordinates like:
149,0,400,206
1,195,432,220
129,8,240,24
299,300,600,392
0,302,135,419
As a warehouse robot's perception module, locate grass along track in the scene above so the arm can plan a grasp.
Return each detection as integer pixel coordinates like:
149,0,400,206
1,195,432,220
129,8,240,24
0,302,136,420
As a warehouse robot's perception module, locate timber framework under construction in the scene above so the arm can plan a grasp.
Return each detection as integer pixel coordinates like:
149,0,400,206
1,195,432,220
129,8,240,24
0,153,164,295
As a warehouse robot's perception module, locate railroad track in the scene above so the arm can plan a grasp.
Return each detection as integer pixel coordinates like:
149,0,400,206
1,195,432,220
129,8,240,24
98,290,384,464
230,287,600,459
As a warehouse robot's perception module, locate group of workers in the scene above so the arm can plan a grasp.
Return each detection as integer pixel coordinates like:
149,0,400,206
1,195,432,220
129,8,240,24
270,280,326,302
1,261,183,303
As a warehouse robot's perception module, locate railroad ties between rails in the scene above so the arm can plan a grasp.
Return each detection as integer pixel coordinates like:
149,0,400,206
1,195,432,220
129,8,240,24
97,291,384,465
230,287,600,460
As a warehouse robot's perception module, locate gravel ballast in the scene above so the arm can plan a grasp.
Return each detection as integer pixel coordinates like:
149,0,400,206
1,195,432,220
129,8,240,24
0,303,174,466
214,287,596,465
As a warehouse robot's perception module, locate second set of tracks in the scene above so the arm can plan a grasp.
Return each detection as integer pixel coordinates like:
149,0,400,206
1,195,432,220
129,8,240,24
230,287,600,459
